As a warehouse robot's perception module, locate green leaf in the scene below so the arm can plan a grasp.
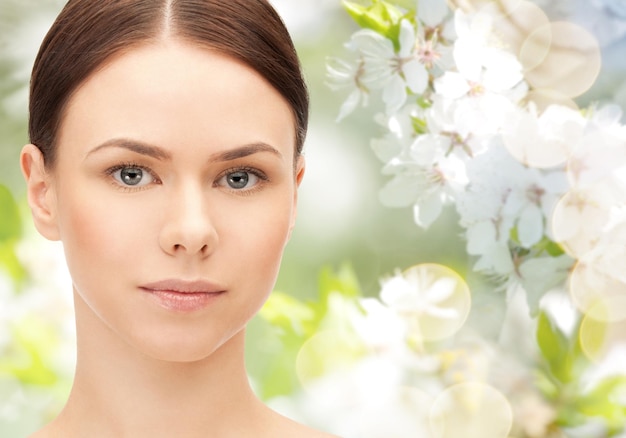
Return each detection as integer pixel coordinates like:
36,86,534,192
343,1,390,35
544,240,565,257
342,0,411,45
0,185,26,285
415,96,432,109
0,318,59,386
533,236,566,257
250,266,364,399
0,184,21,242
259,291,315,337
575,375,626,433
295,329,365,383
318,263,362,303
245,316,304,399
411,116,428,135
0,243,27,285
536,310,572,383
534,369,559,399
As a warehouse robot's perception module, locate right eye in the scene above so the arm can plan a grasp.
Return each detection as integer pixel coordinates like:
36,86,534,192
107,164,157,188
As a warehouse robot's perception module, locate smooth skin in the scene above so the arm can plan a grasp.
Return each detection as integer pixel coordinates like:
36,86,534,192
21,39,335,437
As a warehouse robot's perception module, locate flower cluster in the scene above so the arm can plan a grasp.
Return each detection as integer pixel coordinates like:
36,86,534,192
265,263,626,438
322,0,626,436
328,0,626,316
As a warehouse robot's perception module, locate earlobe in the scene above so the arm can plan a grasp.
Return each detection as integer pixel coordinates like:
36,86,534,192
20,144,61,241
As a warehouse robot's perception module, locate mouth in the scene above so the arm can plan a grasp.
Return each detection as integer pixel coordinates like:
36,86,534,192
139,279,226,312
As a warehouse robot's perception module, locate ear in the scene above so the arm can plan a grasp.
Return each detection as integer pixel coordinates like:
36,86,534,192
295,155,305,189
287,155,305,240
20,144,61,241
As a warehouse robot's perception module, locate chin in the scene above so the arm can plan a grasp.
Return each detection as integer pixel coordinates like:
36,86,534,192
132,326,244,364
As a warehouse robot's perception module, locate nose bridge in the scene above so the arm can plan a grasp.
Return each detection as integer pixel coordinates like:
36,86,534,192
159,180,217,257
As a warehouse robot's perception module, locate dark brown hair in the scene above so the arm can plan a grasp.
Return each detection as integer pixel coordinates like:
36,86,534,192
29,0,309,167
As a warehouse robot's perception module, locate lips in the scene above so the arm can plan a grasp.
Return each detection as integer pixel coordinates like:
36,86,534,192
139,279,226,312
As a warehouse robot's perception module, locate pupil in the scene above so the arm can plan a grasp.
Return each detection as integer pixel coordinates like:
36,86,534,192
121,168,143,185
228,171,249,189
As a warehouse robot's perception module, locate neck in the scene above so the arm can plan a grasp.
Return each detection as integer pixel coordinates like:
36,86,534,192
55,291,265,437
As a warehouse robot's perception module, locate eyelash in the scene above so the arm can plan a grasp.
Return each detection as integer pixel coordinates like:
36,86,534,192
104,162,269,193
215,166,269,194
105,161,160,191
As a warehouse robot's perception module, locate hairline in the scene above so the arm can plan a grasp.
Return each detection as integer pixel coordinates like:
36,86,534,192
49,35,303,171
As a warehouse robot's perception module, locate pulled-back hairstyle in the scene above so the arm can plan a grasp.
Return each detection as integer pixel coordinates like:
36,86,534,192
29,0,309,167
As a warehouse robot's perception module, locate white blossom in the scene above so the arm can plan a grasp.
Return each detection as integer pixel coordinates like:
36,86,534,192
380,270,459,320
326,56,370,121
350,20,429,113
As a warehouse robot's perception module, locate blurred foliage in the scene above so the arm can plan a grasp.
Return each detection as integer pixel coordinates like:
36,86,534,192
0,317,59,387
536,311,626,434
0,183,26,285
247,264,363,399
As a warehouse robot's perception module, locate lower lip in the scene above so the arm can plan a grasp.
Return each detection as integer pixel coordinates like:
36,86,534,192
143,289,225,312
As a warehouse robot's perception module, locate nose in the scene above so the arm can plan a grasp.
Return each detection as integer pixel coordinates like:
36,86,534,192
158,185,218,258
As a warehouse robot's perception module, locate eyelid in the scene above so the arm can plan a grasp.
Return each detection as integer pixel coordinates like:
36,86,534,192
214,166,269,192
104,162,161,190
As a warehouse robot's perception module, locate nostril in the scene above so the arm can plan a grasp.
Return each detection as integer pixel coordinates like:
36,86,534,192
159,224,218,257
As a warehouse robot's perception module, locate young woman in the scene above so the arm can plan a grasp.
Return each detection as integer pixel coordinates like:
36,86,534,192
20,0,335,436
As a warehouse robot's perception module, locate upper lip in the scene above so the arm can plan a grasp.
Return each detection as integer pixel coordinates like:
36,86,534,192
139,279,226,294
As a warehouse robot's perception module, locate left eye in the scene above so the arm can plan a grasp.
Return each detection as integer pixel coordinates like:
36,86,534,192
113,166,155,187
219,170,260,190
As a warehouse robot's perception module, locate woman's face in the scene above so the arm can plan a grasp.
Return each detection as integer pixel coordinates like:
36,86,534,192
34,41,303,362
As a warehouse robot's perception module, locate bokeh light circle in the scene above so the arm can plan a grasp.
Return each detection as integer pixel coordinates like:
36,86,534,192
392,264,471,342
569,251,626,323
429,382,513,438
551,189,609,259
484,0,550,65
502,104,574,168
295,330,363,387
580,308,626,363
523,89,578,114
521,22,601,98
356,386,434,438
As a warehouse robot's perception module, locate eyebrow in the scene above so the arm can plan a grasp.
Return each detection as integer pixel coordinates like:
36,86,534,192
86,138,282,162
86,139,171,160
210,143,282,161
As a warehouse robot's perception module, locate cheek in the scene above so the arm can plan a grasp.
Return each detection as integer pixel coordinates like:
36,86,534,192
220,195,294,293
58,191,154,286
240,196,293,257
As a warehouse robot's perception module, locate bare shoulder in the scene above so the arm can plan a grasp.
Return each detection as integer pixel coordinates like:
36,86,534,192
276,419,340,438
262,407,340,438
28,426,53,438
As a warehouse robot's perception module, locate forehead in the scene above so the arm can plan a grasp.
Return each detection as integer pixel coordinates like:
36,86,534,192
57,40,295,160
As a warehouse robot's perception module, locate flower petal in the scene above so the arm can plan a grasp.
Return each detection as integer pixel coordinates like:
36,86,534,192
517,203,544,248
426,277,456,303
413,191,443,228
466,221,496,255
379,174,424,207
399,20,417,57
337,89,362,121
403,60,428,94
383,74,408,113
434,72,470,99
